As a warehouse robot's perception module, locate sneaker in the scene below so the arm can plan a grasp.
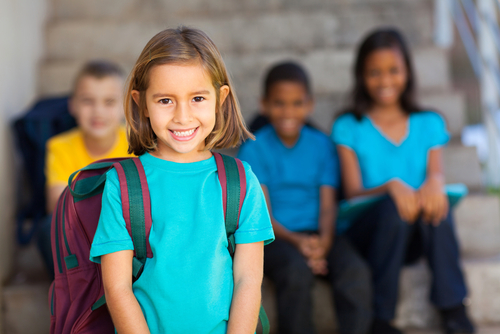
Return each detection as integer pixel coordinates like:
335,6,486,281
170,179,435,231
440,304,475,334
371,318,402,334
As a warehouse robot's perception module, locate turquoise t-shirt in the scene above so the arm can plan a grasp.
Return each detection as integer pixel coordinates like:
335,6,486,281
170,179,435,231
89,153,274,334
331,111,449,189
238,125,338,232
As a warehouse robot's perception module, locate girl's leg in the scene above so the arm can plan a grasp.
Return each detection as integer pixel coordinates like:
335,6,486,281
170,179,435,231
327,236,373,334
346,197,412,321
418,212,467,308
264,238,315,334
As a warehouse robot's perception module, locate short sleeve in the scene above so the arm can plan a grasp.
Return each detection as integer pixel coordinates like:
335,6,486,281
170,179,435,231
426,112,450,148
319,137,340,189
237,141,269,185
331,114,356,149
234,162,274,245
45,138,70,187
89,168,134,263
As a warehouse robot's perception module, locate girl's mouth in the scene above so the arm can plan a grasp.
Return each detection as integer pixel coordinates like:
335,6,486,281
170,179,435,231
169,127,199,141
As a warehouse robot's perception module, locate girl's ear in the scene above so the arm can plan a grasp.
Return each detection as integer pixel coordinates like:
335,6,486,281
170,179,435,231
131,90,148,117
219,85,230,107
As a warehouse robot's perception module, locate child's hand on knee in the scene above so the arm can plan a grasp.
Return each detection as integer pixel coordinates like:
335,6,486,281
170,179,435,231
307,258,328,276
388,179,420,223
417,179,449,226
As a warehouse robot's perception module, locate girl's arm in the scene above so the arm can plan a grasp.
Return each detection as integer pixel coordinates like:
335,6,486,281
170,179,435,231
318,185,336,251
227,241,264,334
418,147,448,225
101,250,150,334
337,145,420,223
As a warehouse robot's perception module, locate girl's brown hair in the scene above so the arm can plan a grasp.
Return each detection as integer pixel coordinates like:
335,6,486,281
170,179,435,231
125,26,253,156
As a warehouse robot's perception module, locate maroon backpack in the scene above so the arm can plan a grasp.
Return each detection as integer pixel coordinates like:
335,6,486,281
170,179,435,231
48,153,271,334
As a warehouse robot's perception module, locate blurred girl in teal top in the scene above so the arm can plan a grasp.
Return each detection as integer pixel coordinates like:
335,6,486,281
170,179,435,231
90,27,274,334
331,28,474,334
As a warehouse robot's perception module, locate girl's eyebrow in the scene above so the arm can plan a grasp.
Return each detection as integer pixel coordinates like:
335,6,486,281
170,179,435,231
152,90,211,99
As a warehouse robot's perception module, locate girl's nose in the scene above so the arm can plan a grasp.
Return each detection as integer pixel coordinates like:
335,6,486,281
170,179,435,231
173,102,192,124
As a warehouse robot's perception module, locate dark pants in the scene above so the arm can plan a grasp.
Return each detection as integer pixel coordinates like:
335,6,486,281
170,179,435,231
264,235,373,334
346,197,467,321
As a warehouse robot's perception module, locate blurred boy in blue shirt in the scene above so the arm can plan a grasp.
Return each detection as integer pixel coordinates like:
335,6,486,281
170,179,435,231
238,62,372,334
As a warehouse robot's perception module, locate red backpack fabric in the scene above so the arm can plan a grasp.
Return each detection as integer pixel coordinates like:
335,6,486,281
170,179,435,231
49,153,256,334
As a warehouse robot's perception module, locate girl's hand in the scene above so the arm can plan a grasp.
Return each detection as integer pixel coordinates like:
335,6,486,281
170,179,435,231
418,178,449,226
387,179,420,223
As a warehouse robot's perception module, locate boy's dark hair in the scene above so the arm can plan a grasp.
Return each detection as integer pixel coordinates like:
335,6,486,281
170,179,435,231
263,62,311,98
73,60,124,93
347,27,421,120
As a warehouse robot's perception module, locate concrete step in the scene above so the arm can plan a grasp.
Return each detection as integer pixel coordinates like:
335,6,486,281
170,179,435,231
45,0,435,60
454,194,500,258
50,0,434,48
262,255,500,333
443,143,483,190
53,0,433,20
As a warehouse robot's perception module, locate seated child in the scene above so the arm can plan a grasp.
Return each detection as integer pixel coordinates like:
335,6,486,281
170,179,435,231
45,60,133,213
331,28,474,334
238,62,372,334
41,60,133,276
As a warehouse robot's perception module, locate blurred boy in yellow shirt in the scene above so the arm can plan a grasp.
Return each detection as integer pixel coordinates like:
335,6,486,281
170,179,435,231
45,60,133,213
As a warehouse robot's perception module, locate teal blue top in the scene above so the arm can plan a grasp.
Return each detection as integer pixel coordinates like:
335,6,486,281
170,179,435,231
90,153,274,333
331,111,449,189
238,125,338,232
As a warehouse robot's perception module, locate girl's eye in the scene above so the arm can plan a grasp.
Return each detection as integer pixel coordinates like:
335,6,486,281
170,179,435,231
159,98,172,104
193,96,205,102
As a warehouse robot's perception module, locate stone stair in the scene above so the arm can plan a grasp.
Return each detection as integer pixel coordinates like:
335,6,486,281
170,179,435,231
4,0,500,333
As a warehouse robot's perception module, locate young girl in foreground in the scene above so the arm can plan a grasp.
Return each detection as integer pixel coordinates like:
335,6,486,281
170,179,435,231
89,27,274,333
331,28,474,334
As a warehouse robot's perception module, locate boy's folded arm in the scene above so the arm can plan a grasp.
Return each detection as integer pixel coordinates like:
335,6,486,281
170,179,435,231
101,250,150,334
228,241,264,334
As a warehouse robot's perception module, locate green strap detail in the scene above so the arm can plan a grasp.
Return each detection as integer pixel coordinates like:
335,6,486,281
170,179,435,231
132,257,145,278
120,160,147,277
220,155,240,237
73,174,107,203
50,285,55,316
54,196,63,274
259,305,270,334
91,295,106,311
68,162,115,198
64,254,79,270
61,196,71,255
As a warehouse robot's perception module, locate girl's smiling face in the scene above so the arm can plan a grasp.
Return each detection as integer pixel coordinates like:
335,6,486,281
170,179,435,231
133,62,228,162
363,48,408,109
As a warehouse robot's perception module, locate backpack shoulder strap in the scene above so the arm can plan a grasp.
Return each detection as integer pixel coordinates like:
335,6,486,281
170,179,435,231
213,152,246,256
113,158,153,280
213,152,270,334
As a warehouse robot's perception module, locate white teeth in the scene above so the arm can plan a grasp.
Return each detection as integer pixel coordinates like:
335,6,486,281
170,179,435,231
173,129,195,137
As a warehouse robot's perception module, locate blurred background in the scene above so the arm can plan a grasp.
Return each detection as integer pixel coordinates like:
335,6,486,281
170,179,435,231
1,0,500,333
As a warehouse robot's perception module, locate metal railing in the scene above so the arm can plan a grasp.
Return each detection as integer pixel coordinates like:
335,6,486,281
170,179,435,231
435,0,500,186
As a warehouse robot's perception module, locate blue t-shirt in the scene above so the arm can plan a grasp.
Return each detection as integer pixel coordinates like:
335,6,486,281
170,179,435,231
331,111,449,190
238,125,339,232
90,153,274,334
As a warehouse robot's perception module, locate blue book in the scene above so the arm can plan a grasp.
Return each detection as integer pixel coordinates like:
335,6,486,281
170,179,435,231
336,183,468,232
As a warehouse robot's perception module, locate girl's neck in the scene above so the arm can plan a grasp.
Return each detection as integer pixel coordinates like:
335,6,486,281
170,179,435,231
83,132,117,158
150,146,213,163
368,104,406,121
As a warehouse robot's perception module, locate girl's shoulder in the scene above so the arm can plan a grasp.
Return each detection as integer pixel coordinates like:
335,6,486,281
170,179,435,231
410,110,447,129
